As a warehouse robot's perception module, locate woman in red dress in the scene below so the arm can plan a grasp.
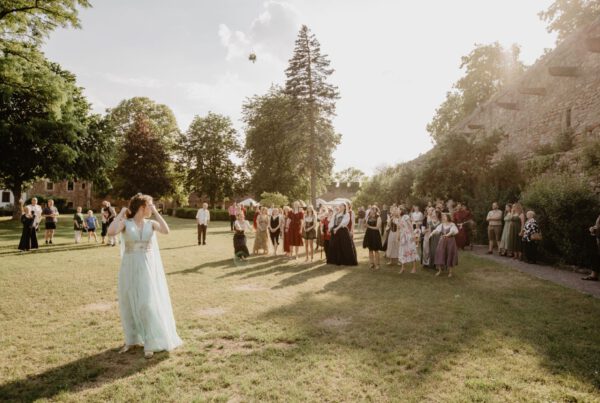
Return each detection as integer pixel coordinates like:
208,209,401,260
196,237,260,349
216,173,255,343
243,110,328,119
288,201,304,259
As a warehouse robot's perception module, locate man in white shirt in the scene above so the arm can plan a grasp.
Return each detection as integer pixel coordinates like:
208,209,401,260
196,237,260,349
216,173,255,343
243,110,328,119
27,197,43,230
196,203,210,245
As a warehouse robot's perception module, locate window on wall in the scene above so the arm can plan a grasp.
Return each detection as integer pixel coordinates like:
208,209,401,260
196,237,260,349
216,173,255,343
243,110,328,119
46,182,54,191
1,191,10,203
565,108,572,129
67,181,74,191
67,202,73,208
81,182,86,189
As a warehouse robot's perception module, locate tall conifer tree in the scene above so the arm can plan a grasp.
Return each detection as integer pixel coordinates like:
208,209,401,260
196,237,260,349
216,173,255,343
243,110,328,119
285,25,340,205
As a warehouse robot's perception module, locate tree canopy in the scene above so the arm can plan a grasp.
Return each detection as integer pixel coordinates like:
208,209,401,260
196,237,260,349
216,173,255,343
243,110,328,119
539,0,600,41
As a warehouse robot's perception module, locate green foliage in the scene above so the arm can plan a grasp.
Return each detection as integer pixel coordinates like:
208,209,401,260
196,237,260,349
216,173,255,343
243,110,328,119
112,115,175,199
539,0,600,41
333,167,366,184
243,87,310,200
285,25,341,205
181,112,241,207
106,97,180,151
259,192,288,208
524,154,560,178
173,208,255,222
554,129,574,152
521,174,600,267
0,59,115,218
427,43,526,143
581,139,600,170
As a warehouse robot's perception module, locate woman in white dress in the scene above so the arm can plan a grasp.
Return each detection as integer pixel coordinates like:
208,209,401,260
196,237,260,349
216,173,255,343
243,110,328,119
398,208,419,274
385,207,401,265
108,193,183,359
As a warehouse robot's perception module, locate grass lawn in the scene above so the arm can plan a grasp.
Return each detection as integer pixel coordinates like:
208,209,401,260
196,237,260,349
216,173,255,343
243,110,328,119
1,216,599,402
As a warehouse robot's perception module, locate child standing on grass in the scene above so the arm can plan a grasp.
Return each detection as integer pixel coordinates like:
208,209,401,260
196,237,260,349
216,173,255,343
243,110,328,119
85,210,98,242
73,207,85,244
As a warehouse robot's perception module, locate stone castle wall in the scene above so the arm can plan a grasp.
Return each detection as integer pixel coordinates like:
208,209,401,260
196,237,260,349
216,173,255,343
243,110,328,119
454,17,600,157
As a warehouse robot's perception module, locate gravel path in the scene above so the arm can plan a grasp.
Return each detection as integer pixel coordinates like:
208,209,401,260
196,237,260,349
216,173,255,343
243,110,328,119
469,245,600,299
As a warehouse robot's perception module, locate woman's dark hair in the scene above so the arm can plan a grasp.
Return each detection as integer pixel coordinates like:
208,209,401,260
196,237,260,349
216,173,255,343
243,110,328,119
435,210,442,221
127,193,153,219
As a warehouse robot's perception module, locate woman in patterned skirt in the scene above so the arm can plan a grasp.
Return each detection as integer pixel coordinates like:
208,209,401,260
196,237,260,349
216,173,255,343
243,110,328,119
431,213,459,277
398,208,419,273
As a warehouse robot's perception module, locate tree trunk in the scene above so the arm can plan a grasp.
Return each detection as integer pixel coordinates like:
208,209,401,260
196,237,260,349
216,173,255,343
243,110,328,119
11,185,22,221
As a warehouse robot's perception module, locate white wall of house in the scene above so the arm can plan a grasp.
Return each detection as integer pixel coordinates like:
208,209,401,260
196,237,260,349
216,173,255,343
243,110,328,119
0,190,26,208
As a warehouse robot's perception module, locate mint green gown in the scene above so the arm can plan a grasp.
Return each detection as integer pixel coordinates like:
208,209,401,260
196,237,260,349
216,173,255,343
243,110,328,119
118,219,182,352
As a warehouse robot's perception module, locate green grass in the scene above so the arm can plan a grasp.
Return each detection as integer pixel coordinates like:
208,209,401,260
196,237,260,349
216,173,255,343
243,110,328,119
1,217,599,402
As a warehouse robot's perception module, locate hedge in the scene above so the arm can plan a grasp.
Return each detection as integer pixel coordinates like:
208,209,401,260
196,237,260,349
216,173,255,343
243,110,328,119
173,208,255,222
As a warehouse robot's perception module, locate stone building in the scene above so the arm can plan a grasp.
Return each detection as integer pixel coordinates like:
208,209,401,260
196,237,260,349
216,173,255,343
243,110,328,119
452,16,600,158
27,179,94,209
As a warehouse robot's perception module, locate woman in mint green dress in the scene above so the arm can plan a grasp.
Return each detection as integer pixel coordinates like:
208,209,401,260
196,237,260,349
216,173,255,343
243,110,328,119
108,193,182,358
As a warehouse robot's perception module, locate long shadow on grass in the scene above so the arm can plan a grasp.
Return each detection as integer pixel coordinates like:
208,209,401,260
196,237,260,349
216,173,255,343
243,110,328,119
0,348,167,402
167,258,234,276
0,243,102,257
250,254,600,396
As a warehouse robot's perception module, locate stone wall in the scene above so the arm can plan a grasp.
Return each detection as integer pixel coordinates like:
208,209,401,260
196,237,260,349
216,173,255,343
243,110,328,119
454,16,600,158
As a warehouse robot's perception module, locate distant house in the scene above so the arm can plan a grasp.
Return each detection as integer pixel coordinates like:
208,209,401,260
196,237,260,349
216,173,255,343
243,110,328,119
0,189,25,208
27,179,94,209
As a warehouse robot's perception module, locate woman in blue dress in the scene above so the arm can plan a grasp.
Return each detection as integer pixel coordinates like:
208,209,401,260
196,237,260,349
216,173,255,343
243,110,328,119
108,193,183,358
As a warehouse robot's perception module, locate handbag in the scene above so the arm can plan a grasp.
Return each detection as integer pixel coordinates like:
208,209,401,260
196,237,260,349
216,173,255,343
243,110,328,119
531,232,542,241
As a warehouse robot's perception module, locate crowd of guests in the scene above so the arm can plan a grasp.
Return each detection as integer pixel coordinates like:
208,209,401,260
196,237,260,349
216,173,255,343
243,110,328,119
18,199,120,251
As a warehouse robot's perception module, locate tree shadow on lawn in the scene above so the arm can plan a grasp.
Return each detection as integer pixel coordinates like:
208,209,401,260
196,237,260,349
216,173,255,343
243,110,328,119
216,257,324,281
0,243,101,257
253,256,600,396
0,348,167,402
166,258,234,276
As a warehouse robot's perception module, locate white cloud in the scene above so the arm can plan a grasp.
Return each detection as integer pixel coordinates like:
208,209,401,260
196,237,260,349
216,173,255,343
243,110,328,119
218,0,300,63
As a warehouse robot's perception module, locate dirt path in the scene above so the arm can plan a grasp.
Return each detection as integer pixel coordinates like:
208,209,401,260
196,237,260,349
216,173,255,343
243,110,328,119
469,245,600,299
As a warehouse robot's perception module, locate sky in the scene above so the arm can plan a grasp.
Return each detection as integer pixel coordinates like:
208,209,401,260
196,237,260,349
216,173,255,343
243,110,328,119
42,0,557,175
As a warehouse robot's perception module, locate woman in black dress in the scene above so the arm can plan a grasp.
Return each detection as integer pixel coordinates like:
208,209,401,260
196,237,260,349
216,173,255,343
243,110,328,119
233,212,252,260
327,203,358,266
363,206,383,269
18,203,38,251
269,207,282,256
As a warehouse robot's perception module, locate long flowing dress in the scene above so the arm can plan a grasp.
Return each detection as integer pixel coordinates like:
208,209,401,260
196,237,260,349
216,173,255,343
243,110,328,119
253,214,269,252
327,213,358,266
321,216,331,260
283,216,291,253
498,212,512,254
398,214,419,263
422,219,440,267
507,214,523,254
288,210,304,246
433,223,459,267
362,216,382,251
385,218,400,259
18,212,38,251
234,220,251,258
453,209,472,249
119,219,183,352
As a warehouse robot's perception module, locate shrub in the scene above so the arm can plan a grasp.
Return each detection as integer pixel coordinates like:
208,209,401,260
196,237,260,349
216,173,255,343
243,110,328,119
581,139,600,171
521,174,600,267
174,208,255,221
259,192,288,208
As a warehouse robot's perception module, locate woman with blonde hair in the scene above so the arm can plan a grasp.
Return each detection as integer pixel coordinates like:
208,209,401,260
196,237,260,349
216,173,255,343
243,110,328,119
288,201,304,259
107,193,182,359
269,207,282,256
327,203,358,266
303,205,317,262
498,203,513,256
522,210,540,264
385,207,401,265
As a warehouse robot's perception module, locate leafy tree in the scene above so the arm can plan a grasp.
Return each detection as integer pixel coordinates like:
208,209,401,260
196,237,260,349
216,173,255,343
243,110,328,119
181,112,241,207
259,191,289,208
0,60,115,219
539,0,600,41
427,43,525,143
334,167,366,184
243,86,310,201
106,97,180,150
285,25,341,206
112,114,175,199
